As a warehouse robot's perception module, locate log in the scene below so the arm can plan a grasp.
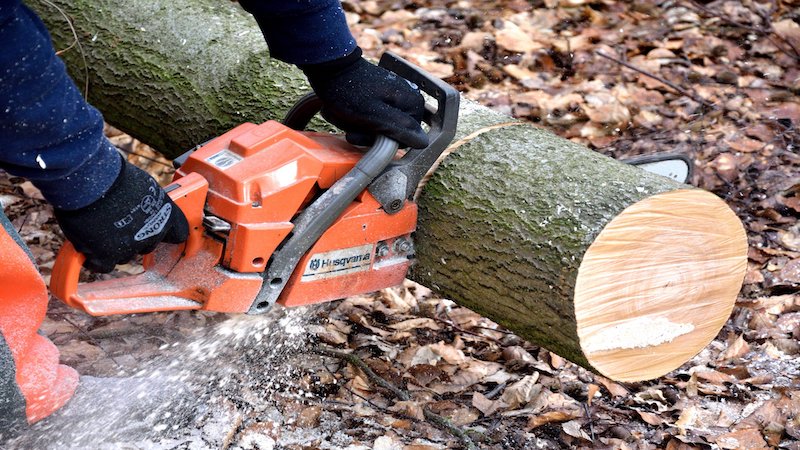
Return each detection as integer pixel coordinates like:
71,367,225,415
29,0,748,381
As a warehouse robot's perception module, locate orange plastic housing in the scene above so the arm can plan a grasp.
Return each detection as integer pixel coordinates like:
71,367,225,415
175,120,417,308
51,120,416,314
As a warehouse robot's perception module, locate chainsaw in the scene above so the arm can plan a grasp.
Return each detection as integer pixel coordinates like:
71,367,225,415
49,52,693,316
49,52,460,316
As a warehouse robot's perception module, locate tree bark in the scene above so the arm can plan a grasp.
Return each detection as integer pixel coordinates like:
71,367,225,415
29,0,747,381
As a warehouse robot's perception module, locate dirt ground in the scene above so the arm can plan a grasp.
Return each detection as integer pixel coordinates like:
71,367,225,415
1,0,799,448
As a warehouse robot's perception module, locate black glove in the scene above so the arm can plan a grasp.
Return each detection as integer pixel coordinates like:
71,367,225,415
300,47,428,149
55,158,189,273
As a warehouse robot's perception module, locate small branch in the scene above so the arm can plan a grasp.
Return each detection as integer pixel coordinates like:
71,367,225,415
583,402,595,441
596,51,716,109
432,315,503,345
686,0,800,62
117,146,176,169
314,346,409,401
83,323,169,340
313,346,480,450
63,316,122,368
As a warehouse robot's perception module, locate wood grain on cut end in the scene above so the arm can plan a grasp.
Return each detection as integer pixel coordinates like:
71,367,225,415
574,189,747,381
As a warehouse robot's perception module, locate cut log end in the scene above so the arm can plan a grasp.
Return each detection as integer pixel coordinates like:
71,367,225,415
574,189,747,382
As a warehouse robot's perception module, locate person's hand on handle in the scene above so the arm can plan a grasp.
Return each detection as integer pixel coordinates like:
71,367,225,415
301,48,429,149
54,156,189,273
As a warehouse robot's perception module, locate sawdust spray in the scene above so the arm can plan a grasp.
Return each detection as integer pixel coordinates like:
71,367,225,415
5,306,316,449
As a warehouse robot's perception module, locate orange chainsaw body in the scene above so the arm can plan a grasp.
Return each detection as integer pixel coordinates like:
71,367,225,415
51,121,416,315
50,52,459,316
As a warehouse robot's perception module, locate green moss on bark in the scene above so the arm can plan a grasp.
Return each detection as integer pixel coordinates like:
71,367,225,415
412,124,682,365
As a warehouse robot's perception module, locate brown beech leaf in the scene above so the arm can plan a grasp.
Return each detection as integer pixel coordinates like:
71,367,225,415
526,410,582,429
428,342,467,364
500,373,541,409
450,360,504,386
637,410,664,426
715,428,768,450
717,335,751,362
778,227,800,252
472,392,507,417
562,420,591,440
503,64,539,82
773,19,800,47
408,364,443,386
596,376,630,397
778,258,800,284
586,384,600,406
583,92,631,126
776,312,800,334
674,405,698,433
694,369,737,385
447,407,480,426
389,400,425,421
502,345,537,364
495,21,542,53
724,136,764,153
410,346,442,366
712,153,739,183
389,318,439,331
632,389,670,412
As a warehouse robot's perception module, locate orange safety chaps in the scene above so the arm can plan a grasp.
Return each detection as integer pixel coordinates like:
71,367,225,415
0,209,77,429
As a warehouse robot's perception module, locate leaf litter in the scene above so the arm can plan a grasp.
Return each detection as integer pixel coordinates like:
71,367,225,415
1,0,799,447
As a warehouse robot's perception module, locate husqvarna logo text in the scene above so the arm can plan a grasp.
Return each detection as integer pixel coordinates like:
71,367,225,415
302,244,373,282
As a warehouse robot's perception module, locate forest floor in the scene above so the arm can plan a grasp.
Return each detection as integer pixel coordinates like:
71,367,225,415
1,0,799,448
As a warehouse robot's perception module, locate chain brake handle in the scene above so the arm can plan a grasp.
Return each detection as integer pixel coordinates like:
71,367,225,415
283,51,460,214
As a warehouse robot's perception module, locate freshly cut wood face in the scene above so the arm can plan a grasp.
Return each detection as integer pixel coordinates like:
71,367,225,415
574,189,747,381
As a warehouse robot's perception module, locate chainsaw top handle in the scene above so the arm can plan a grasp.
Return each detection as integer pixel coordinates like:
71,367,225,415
283,51,460,214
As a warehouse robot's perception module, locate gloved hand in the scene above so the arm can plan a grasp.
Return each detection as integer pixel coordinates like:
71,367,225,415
300,47,428,149
54,158,189,273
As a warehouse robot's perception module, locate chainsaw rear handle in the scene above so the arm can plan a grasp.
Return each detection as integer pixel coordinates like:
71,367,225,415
49,173,214,315
283,51,460,214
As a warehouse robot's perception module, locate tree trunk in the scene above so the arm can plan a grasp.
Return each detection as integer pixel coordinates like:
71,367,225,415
29,0,747,381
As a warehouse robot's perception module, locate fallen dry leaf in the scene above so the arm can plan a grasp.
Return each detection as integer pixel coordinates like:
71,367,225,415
472,391,507,417
389,318,439,332
526,410,582,429
495,21,543,53
715,428,768,450
500,373,541,409
717,335,751,362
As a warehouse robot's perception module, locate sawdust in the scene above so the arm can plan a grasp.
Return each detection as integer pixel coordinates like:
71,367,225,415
581,316,695,353
6,307,320,449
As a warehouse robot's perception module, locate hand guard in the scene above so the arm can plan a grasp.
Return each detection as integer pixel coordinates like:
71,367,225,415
300,47,429,149
54,157,189,273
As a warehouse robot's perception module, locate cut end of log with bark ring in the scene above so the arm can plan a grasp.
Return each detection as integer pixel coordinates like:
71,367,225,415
574,189,747,382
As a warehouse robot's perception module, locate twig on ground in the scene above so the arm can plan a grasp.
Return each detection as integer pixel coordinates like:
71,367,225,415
484,382,507,400
432,315,504,345
83,323,169,340
583,402,595,441
62,316,122,368
596,51,717,109
686,0,800,62
313,346,480,450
